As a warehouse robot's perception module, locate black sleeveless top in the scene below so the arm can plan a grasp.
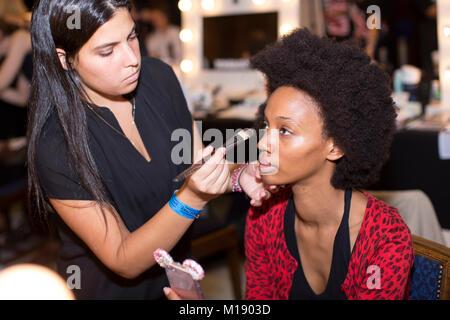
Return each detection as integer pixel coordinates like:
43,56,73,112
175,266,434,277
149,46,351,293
36,57,193,299
284,189,353,300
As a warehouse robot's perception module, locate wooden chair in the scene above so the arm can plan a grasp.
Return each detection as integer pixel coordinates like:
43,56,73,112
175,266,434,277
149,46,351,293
410,235,450,300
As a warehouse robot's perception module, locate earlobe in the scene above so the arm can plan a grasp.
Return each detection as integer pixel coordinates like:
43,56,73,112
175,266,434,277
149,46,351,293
56,48,68,70
327,141,345,161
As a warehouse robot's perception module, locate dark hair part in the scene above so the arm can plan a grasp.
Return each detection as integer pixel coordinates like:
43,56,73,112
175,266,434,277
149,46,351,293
251,28,397,189
27,0,130,227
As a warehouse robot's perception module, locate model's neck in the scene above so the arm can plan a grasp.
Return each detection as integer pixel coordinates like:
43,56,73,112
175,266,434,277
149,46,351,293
291,180,347,229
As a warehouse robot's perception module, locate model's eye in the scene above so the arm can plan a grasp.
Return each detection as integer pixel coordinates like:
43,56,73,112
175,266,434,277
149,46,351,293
280,127,292,136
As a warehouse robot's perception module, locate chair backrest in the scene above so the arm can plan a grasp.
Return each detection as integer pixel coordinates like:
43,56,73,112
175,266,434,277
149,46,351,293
409,235,450,300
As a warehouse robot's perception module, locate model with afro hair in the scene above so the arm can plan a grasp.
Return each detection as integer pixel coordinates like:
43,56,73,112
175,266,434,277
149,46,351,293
244,29,414,300
252,28,397,189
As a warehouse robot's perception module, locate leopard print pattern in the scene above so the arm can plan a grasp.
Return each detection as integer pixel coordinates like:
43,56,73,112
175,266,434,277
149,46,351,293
245,188,414,300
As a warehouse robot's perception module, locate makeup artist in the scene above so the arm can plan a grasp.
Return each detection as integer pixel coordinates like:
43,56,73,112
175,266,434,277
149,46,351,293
27,0,270,300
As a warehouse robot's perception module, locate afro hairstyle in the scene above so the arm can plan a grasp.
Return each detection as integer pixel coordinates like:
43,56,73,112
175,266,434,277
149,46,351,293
251,28,397,189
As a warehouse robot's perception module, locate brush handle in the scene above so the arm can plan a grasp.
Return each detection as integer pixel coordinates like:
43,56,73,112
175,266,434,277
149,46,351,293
172,130,252,183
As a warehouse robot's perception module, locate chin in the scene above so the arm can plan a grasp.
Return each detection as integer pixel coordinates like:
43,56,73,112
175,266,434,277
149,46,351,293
261,173,284,186
262,170,299,187
121,82,139,94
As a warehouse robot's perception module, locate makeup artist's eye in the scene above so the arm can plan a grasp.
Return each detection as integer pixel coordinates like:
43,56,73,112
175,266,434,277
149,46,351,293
129,31,139,41
99,51,113,57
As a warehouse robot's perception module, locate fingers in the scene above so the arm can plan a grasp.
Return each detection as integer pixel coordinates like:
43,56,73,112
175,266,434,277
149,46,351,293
197,145,214,162
255,163,261,180
268,185,280,193
200,148,228,186
163,287,181,300
202,165,229,194
196,147,226,178
250,198,262,207
246,161,261,180
189,147,230,195
250,189,271,207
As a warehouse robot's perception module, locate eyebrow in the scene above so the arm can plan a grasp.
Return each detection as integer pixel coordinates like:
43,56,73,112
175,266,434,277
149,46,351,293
93,25,136,50
275,116,301,127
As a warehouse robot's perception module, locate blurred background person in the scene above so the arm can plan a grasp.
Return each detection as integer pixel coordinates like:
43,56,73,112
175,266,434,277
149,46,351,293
0,0,30,29
320,0,391,70
0,0,31,142
134,1,182,67
413,0,437,79
322,0,367,43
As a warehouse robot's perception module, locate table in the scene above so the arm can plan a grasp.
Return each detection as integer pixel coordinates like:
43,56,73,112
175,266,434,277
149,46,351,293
369,129,450,229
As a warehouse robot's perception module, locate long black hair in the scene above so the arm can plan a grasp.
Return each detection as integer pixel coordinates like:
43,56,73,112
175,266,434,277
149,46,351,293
27,0,131,227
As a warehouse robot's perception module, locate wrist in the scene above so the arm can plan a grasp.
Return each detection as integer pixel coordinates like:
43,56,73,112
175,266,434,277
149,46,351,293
169,190,202,219
231,163,248,193
176,186,207,210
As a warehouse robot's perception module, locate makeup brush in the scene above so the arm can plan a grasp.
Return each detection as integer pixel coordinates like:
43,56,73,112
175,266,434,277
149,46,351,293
172,128,255,183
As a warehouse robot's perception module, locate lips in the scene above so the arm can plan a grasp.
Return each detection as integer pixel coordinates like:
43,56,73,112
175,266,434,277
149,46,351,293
124,69,140,83
259,160,272,167
259,158,278,175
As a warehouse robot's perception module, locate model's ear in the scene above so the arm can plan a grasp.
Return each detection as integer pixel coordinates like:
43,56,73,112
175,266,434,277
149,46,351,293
326,139,344,161
56,48,68,70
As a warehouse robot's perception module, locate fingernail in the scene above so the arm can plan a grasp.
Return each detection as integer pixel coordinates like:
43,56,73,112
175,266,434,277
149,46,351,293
163,287,170,295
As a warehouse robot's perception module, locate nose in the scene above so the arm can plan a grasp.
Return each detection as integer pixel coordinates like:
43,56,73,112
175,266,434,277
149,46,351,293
123,42,139,68
257,129,269,153
258,128,277,154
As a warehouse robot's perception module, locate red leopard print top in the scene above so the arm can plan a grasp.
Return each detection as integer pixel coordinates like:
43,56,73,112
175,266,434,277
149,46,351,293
245,188,414,300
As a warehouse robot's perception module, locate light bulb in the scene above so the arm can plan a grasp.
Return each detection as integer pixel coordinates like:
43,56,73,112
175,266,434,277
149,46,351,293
445,67,450,80
280,23,294,36
181,59,194,73
202,0,215,11
179,29,193,43
444,25,450,37
178,0,192,12
252,0,265,5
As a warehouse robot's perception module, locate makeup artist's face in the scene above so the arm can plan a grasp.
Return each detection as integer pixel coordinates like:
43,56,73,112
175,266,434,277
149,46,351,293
258,86,342,186
71,8,141,100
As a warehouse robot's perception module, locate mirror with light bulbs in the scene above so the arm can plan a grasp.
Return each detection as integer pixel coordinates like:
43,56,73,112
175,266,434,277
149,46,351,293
178,0,300,93
203,11,278,70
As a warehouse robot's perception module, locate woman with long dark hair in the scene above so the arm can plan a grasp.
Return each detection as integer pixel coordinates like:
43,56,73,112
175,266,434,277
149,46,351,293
27,0,270,299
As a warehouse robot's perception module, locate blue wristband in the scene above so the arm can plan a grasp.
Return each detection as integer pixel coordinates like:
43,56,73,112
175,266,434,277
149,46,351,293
169,190,202,219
